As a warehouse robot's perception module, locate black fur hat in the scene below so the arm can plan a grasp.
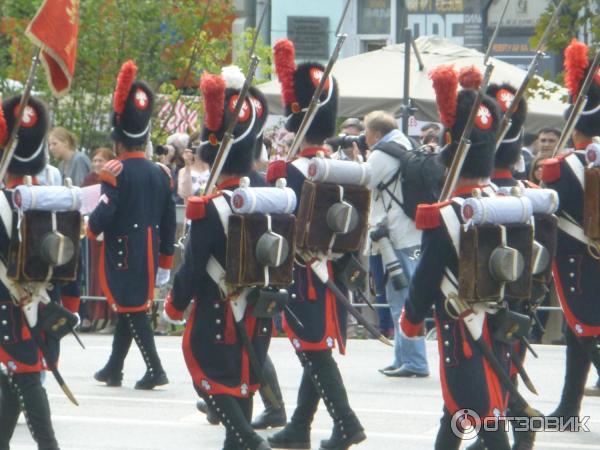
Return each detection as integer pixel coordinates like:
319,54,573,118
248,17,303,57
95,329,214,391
249,85,269,160
487,83,527,168
0,95,48,176
564,39,600,137
273,39,338,144
431,65,500,179
199,66,262,175
111,60,154,148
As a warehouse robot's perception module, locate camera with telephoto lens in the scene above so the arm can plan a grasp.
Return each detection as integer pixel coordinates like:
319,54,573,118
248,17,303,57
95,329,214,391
370,224,408,291
326,134,369,152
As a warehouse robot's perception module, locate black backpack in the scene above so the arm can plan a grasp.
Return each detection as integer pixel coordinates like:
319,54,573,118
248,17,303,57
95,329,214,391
374,141,445,220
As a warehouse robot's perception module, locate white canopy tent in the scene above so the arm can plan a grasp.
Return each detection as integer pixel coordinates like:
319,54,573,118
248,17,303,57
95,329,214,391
260,36,568,134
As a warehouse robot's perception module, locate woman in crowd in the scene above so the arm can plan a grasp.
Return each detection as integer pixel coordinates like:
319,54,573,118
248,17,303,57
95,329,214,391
82,147,116,332
177,135,209,202
49,127,91,186
529,154,547,184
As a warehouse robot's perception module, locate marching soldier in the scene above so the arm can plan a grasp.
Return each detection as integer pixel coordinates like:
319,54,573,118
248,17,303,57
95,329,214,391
266,39,366,450
400,65,514,449
542,39,600,420
163,69,273,450
0,95,73,450
88,60,176,390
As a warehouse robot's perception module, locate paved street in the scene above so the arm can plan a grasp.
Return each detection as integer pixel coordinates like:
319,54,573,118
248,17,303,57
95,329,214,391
8,335,600,449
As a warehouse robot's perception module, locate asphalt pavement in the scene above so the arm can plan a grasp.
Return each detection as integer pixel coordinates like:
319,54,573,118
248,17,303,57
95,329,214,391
7,335,600,449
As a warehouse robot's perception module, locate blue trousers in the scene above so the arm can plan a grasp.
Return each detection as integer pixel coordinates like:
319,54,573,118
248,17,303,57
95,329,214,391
369,254,393,332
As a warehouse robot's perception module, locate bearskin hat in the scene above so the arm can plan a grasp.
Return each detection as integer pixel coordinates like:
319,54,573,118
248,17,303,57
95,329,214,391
249,85,269,160
199,66,263,175
0,95,48,176
110,60,154,148
273,39,338,143
487,83,527,168
563,39,600,137
431,65,500,179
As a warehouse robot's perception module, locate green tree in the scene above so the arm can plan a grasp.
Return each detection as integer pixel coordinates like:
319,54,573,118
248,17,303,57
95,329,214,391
0,0,238,150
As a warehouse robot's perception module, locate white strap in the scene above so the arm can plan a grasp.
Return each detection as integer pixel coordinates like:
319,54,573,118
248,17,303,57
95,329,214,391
558,214,592,246
565,153,585,190
440,203,461,255
291,157,311,178
213,191,233,237
0,192,13,237
206,255,247,322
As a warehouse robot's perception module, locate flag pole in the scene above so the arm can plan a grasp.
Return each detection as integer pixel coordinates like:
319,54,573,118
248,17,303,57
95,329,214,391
0,48,42,184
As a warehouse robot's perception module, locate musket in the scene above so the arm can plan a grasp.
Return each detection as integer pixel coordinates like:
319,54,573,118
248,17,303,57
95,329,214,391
285,0,351,161
0,49,41,183
203,55,260,195
439,64,495,201
552,48,600,158
495,0,565,148
309,258,392,346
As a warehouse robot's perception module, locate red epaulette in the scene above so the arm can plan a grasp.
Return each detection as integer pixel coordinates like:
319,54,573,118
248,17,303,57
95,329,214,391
99,160,123,187
266,160,287,184
156,162,174,189
540,156,564,183
415,201,452,230
186,193,221,220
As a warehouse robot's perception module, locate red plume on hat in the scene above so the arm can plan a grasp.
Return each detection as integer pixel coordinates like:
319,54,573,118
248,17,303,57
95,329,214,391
430,65,458,128
0,103,7,147
200,72,226,132
458,65,482,90
113,60,137,115
564,39,589,100
273,39,298,107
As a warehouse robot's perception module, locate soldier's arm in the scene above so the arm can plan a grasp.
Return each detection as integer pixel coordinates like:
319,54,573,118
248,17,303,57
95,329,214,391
87,161,122,238
164,198,218,319
401,227,450,337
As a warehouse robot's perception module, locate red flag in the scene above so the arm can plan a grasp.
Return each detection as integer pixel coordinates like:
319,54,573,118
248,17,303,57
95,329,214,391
25,0,80,97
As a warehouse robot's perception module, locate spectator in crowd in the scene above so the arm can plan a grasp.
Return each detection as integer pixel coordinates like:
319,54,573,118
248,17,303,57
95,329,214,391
82,147,117,332
515,132,538,180
364,110,429,378
537,127,561,157
529,154,547,185
328,118,366,161
49,127,91,186
340,117,363,136
37,146,62,186
177,144,209,202
164,133,188,204
421,131,440,153
420,122,440,141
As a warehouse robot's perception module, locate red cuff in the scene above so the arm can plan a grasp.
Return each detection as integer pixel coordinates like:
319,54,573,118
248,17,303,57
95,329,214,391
165,292,184,321
159,254,174,269
61,296,81,314
400,310,423,338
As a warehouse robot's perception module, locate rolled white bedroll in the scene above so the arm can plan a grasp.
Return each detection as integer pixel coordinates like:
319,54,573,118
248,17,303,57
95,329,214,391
496,186,559,215
461,196,533,225
231,186,297,214
13,185,82,212
308,158,371,186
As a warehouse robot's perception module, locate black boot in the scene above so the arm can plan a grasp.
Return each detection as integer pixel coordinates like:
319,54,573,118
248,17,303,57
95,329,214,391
300,351,365,450
548,328,590,420
252,355,286,429
268,366,319,449
9,373,60,450
94,313,132,387
196,399,220,425
204,394,269,450
126,312,169,390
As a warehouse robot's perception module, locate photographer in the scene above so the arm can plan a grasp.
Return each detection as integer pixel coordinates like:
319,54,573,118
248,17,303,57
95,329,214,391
365,111,429,378
326,118,368,161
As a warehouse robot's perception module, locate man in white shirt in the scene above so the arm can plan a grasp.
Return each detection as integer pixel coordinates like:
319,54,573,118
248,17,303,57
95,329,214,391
365,111,429,378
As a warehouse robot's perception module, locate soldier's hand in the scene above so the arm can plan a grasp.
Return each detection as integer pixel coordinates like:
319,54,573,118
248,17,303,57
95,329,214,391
161,308,185,326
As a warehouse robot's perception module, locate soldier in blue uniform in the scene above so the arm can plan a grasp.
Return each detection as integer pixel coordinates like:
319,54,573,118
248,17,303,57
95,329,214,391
266,39,365,450
164,69,273,450
541,39,600,420
400,65,513,450
0,95,73,450
88,60,176,390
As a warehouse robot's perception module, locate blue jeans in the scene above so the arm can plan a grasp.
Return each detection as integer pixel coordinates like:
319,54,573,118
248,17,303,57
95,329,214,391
386,246,429,374
369,254,393,332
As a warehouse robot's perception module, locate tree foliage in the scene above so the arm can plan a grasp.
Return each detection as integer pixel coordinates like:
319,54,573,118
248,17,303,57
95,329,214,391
0,0,242,150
